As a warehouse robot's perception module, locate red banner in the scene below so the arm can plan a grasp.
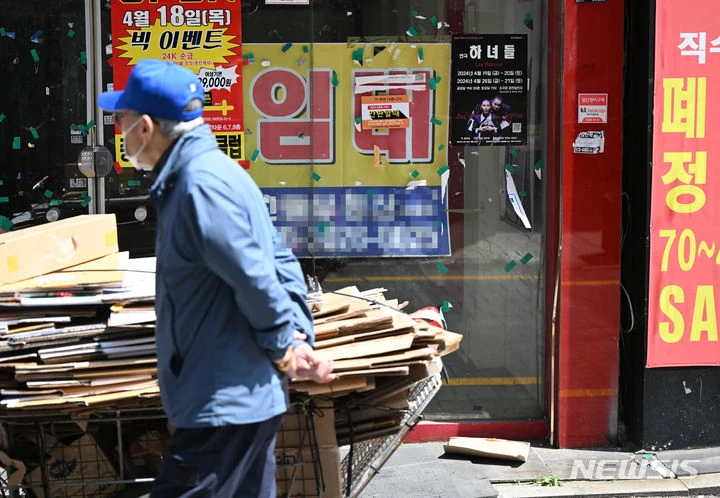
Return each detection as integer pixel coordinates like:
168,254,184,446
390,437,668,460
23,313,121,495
648,1,720,366
110,0,245,166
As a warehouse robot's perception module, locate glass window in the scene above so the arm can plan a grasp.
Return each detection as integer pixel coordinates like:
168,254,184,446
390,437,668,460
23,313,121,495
99,0,548,421
0,0,91,233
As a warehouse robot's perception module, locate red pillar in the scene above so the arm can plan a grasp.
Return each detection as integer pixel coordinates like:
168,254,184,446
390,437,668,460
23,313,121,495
553,0,625,447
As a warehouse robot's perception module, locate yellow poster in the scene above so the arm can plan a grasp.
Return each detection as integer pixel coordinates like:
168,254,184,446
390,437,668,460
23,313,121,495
241,43,451,257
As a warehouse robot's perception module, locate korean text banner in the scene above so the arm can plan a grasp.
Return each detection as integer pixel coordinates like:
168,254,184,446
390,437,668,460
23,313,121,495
110,0,245,167
242,43,451,258
647,1,720,367
451,34,528,147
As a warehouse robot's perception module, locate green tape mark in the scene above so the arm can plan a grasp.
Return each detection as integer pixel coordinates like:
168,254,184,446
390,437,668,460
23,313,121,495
68,29,75,38
430,16,438,27
0,215,12,233
251,149,259,162
30,127,39,140
128,180,141,187
434,76,442,83
510,147,518,157
417,47,424,61
440,300,452,313
412,10,419,16
0,114,5,123
311,172,321,182
437,165,449,176
436,263,449,274
12,137,20,150
0,197,8,203
505,164,516,173
87,120,96,129
242,53,254,60
504,260,517,272
80,51,87,64
70,123,77,131
303,45,309,54
81,192,89,199
318,221,331,234
30,49,39,62
367,188,378,199
524,12,533,23
406,26,418,37
352,47,364,61
50,199,62,206
0,28,5,37
81,196,92,207
411,170,420,178
79,125,88,136
521,253,533,264
355,116,362,125
0,180,3,185
431,117,442,126
429,78,437,90
519,191,527,197
331,72,339,87
44,189,53,199
534,159,543,170
438,144,445,151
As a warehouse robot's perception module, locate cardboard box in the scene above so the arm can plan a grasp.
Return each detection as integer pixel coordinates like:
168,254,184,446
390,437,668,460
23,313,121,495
0,215,118,286
26,434,121,498
276,399,342,497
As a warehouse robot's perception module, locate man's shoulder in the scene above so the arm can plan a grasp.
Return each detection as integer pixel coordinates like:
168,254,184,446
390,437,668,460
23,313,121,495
182,149,249,187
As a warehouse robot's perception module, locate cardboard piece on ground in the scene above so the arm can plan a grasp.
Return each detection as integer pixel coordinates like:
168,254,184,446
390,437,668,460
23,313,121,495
443,437,531,462
0,215,119,286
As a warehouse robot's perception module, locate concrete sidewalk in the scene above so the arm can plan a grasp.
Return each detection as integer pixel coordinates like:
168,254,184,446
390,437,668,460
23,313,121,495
359,442,720,497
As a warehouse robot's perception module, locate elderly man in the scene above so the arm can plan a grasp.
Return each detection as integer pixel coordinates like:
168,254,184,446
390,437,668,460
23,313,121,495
98,59,334,497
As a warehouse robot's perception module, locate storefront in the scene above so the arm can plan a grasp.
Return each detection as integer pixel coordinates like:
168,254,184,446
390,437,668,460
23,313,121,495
0,0,629,448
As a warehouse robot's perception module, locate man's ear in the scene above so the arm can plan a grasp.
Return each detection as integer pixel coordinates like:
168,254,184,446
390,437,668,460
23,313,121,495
141,114,155,136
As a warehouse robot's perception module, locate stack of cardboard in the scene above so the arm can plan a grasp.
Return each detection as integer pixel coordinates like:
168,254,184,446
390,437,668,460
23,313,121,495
0,216,462,496
0,216,160,414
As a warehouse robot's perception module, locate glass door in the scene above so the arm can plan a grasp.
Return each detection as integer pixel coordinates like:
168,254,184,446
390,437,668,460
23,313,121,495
0,0,94,233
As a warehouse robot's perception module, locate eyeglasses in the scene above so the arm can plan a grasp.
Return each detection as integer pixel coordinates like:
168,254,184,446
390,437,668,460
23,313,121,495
113,112,126,127
113,112,155,129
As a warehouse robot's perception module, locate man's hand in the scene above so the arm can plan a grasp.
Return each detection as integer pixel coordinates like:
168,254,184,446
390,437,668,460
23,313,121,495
289,343,335,384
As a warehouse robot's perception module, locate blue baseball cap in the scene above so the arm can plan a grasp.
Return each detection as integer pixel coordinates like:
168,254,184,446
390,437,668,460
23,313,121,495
98,59,205,121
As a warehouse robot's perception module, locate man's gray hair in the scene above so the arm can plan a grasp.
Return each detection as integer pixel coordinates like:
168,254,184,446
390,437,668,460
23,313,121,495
153,98,205,139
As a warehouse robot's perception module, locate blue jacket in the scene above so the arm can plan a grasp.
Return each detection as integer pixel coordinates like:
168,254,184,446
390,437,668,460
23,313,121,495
149,124,314,428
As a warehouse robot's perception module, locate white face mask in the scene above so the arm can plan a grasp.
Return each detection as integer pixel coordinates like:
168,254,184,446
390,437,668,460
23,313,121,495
122,117,149,170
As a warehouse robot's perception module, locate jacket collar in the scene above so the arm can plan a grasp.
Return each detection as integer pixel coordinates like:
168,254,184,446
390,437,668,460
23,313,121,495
150,124,217,200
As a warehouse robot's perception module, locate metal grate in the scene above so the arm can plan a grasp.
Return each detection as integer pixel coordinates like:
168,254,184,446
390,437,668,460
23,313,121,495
340,373,443,498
